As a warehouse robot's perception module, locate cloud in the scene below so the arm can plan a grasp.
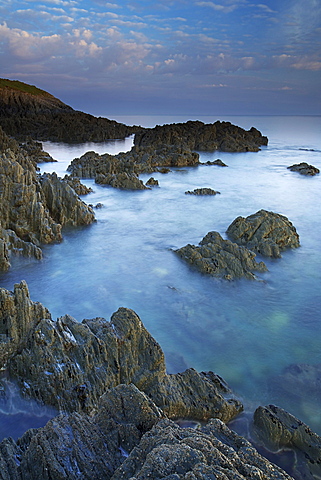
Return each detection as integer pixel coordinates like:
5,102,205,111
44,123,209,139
195,1,239,13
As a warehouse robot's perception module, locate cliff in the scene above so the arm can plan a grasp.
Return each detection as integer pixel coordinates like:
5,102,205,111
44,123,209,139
0,78,140,143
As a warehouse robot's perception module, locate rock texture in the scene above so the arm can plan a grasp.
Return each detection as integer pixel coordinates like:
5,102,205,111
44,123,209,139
1,282,242,422
200,158,228,166
134,120,268,152
185,188,220,195
0,78,140,143
174,231,267,280
253,404,321,480
0,127,95,270
287,162,320,176
226,210,300,258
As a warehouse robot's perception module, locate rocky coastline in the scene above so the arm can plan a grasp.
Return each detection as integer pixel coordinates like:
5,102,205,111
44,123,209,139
1,79,321,479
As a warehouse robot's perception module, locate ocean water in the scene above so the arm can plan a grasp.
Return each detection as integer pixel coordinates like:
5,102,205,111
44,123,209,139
0,115,321,439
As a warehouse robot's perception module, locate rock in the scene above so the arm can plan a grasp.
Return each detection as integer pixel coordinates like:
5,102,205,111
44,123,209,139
0,127,95,270
226,209,300,258
19,138,56,165
112,417,293,480
174,230,267,280
287,162,320,176
0,78,141,143
253,404,321,480
2,283,242,421
63,174,93,195
146,177,159,186
134,120,268,152
200,158,228,166
67,144,200,181
96,172,149,190
185,188,220,195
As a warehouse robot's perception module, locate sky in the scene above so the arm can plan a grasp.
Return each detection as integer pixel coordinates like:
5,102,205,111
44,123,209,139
0,0,320,116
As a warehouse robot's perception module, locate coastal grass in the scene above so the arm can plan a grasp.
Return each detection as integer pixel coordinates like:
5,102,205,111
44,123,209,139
0,78,52,97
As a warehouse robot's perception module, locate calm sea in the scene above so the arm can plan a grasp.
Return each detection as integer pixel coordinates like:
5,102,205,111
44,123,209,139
0,115,320,440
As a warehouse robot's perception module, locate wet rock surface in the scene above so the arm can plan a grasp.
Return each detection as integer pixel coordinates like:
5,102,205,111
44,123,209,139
134,120,268,152
253,404,321,480
287,162,320,176
174,230,267,280
226,209,300,258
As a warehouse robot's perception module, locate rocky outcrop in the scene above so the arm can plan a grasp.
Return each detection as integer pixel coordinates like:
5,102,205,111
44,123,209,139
0,384,295,480
96,172,149,190
146,177,159,186
0,127,95,270
2,282,242,422
0,79,140,143
253,404,321,480
63,174,93,195
174,230,267,280
134,120,268,152
114,417,293,480
226,210,300,258
287,162,320,176
185,188,220,195
19,138,56,165
200,158,228,166
67,144,200,181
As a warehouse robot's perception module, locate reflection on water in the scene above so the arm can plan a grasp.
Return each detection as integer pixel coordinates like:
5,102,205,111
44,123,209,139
0,115,321,438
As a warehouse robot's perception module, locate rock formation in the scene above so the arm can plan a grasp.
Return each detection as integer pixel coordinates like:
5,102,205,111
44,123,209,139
200,158,228,166
96,171,150,190
1,282,242,422
134,119,268,152
226,210,300,258
174,231,267,280
0,126,95,270
0,78,140,143
287,162,320,176
253,404,321,480
185,188,220,195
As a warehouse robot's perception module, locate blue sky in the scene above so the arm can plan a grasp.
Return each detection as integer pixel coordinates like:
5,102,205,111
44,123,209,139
0,0,320,115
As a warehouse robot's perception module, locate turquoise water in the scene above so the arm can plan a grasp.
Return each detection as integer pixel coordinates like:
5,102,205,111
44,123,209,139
1,115,321,436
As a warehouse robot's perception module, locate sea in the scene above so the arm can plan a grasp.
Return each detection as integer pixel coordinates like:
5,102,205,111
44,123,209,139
0,114,320,443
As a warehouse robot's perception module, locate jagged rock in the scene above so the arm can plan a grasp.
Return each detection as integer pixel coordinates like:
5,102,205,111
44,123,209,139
0,127,95,270
112,417,293,480
2,283,242,422
200,158,228,166
96,172,149,190
67,144,200,181
63,175,93,195
134,120,268,152
174,230,267,280
185,188,220,195
0,78,140,143
226,210,300,258
253,404,321,480
19,138,56,165
146,177,159,186
287,162,320,176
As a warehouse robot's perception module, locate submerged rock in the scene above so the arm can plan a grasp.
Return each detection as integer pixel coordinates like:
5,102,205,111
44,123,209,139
287,162,320,176
200,158,228,166
226,209,300,258
2,282,242,422
185,187,220,195
174,230,267,280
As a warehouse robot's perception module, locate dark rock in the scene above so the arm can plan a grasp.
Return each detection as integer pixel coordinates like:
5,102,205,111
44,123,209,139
96,172,149,190
19,138,56,165
185,188,220,195
0,79,141,143
63,174,93,195
146,177,159,186
113,417,293,480
174,230,267,280
287,162,319,176
201,158,228,166
2,283,242,422
226,209,300,258
134,120,268,152
253,404,321,480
